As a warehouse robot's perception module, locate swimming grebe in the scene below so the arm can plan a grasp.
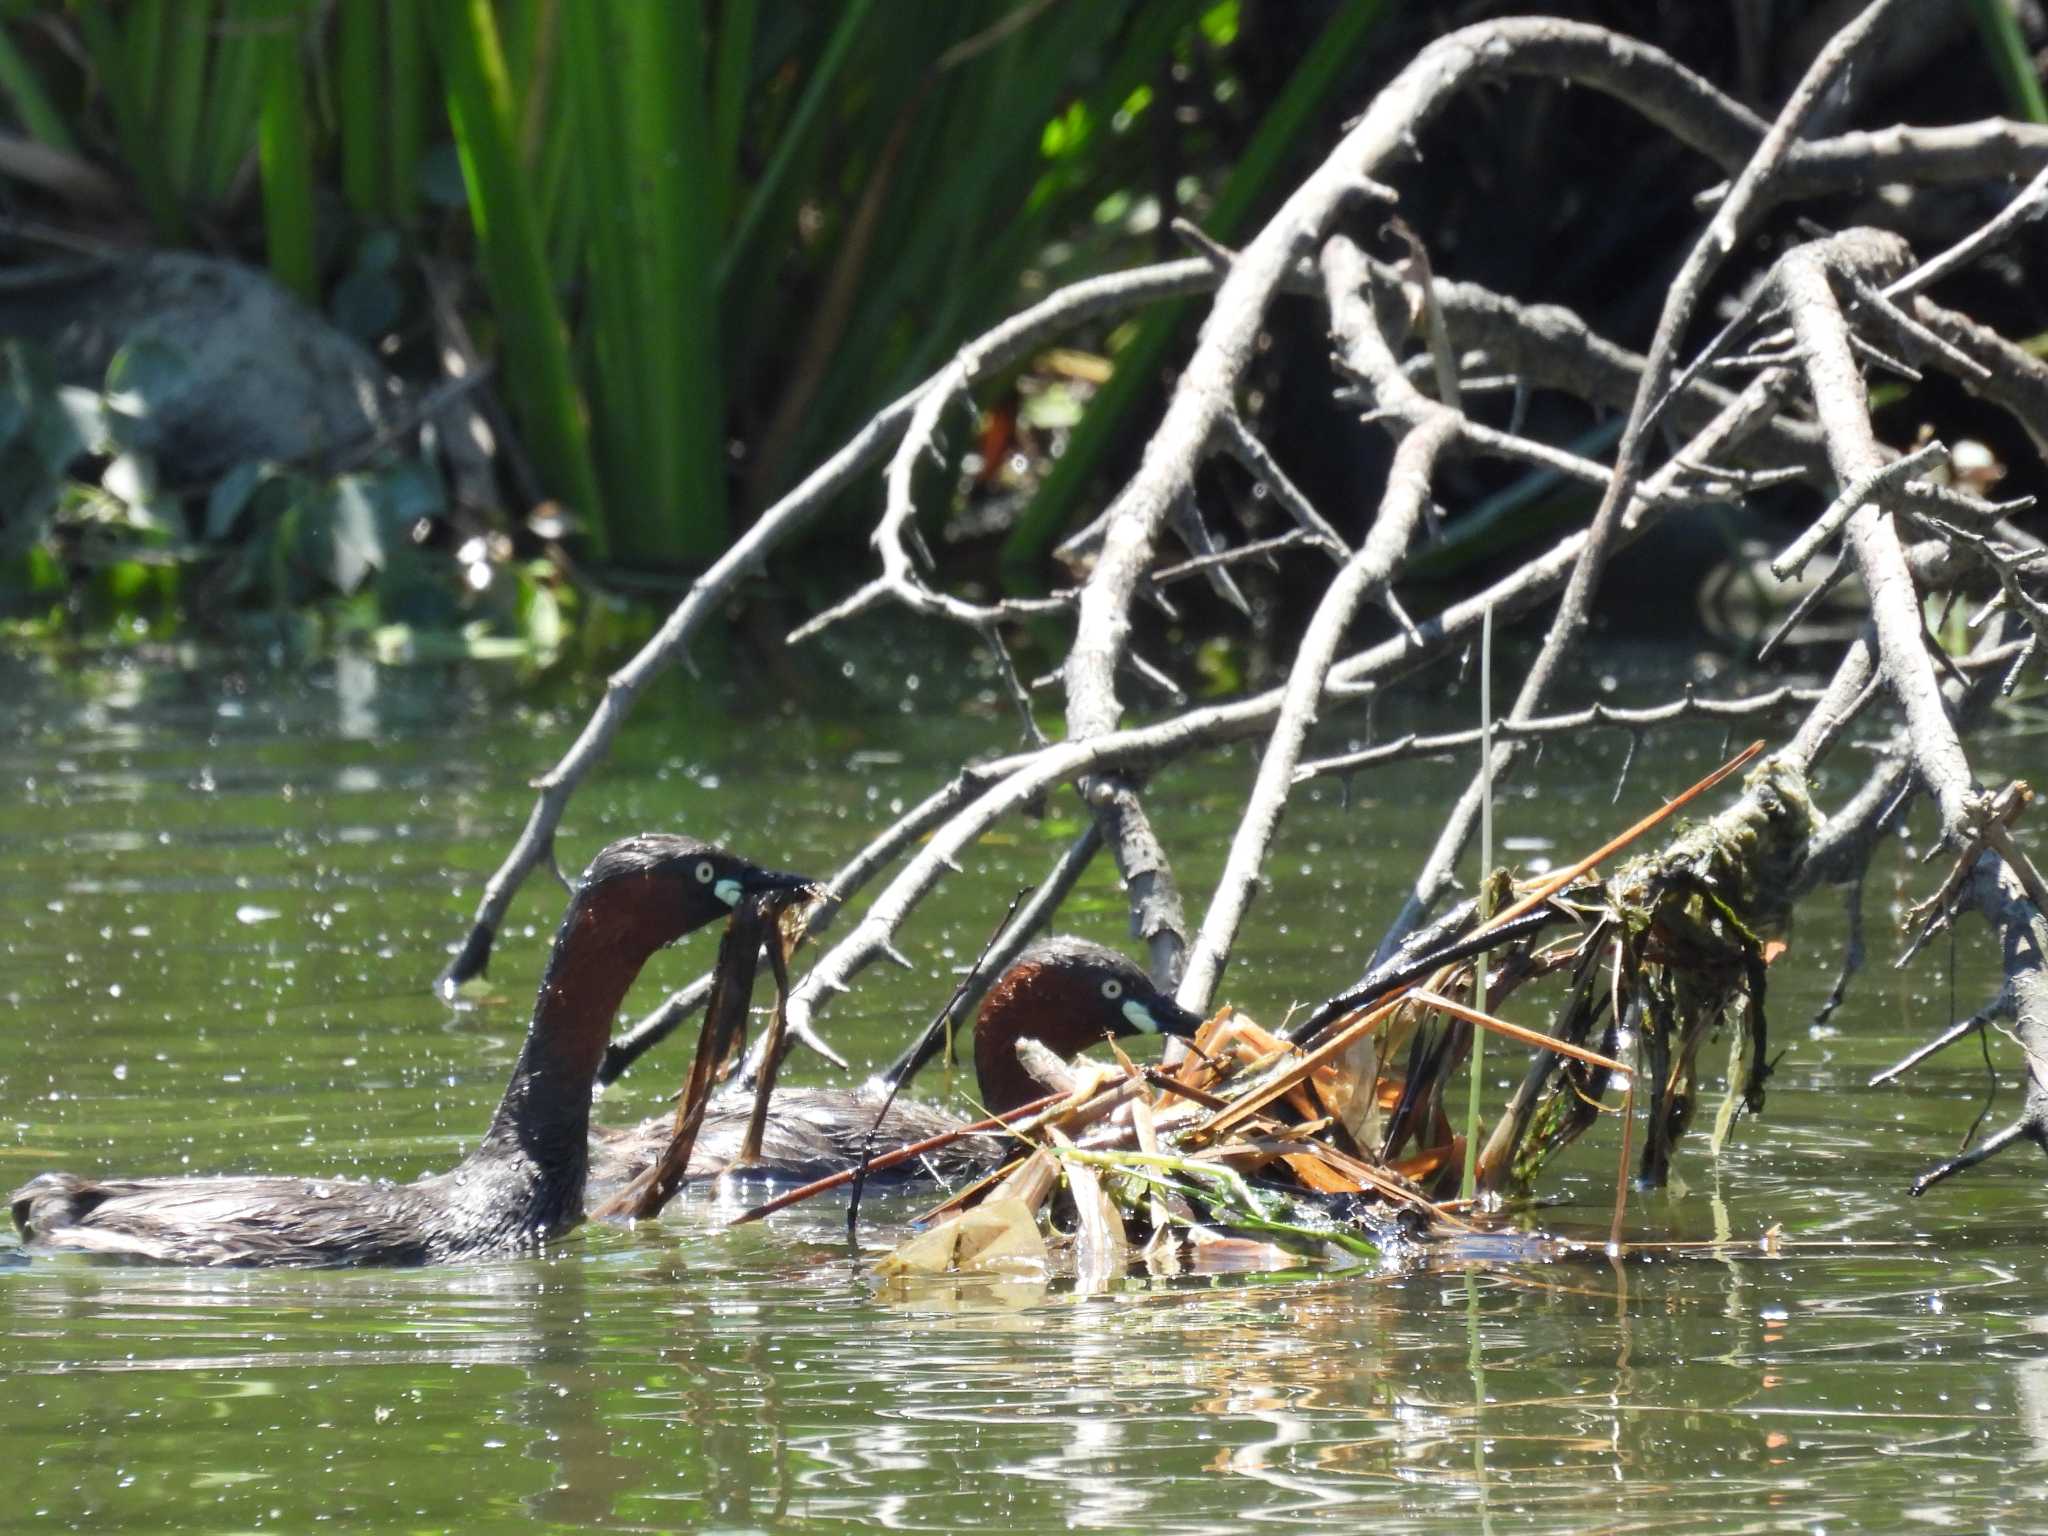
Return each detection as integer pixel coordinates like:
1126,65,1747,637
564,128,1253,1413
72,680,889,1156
10,835,813,1267
586,936,1206,1193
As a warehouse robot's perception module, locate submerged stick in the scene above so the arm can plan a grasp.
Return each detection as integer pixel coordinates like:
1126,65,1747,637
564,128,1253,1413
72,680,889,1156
848,893,1027,1237
737,910,805,1164
727,1090,1069,1226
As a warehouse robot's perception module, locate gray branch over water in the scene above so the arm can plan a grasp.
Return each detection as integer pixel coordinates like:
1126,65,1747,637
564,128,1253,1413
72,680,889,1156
1169,225,1477,1014
435,256,1233,994
1375,0,1905,961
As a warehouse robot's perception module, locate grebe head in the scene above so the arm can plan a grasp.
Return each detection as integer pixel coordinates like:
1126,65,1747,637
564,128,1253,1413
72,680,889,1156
577,834,820,943
505,834,819,1143
472,833,818,1209
973,936,1205,1114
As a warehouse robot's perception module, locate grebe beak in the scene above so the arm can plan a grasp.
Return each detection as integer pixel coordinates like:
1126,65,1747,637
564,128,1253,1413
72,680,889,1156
740,867,825,903
711,866,822,911
1124,995,1206,1038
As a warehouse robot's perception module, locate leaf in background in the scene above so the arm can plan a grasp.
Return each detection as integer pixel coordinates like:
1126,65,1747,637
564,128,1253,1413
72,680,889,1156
206,460,270,542
324,475,386,594
514,562,564,662
100,450,161,515
104,336,200,456
28,400,89,487
330,231,406,342
50,388,110,461
372,459,444,537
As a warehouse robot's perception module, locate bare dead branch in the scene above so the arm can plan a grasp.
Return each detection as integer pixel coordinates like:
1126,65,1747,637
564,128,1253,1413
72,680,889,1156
1885,161,2048,300
437,256,1235,994
1176,274,1455,1010
1295,686,1830,784
1771,439,1949,580
1370,4,1906,963
1776,228,1982,838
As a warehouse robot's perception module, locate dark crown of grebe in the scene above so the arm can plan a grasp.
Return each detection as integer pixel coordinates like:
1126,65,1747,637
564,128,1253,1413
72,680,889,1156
576,833,819,925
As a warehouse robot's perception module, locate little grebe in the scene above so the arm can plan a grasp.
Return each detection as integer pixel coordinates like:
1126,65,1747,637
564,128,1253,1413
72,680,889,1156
10,835,813,1267
585,935,1205,1193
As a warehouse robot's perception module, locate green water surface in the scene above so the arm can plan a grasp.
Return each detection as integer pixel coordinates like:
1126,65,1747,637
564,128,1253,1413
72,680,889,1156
2,647,2043,1534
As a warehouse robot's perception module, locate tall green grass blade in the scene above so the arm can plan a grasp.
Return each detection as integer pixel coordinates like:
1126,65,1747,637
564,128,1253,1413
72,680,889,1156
560,2,726,561
617,0,700,560
716,0,875,290
384,0,426,222
759,0,1130,493
430,0,605,547
74,2,187,238
336,0,382,216
1001,0,1388,575
122,0,166,122
198,0,266,203
558,1,640,544
256,0,316,300
792,0,1160,499
848,0,1136,392
497,0,558,173
157,0,213,195
710,0,756,232
0,24,80,152
537,69,581,275
1970,0,2048,123
722,3,918,422
617,0,724,560
498,0,542,99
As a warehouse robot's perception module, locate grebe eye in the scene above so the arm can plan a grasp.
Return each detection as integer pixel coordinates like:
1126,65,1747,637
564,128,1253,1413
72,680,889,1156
694,861,716,884
1101,978,1123,1001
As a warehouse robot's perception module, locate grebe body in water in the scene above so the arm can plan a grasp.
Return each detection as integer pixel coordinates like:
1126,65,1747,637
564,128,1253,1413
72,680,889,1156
10,835,813,1267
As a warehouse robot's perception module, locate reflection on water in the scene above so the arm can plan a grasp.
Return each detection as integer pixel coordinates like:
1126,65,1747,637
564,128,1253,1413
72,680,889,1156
3,650,2048,1532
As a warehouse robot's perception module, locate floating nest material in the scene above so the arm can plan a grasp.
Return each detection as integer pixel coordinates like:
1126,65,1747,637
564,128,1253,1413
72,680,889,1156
734,744,1822,1280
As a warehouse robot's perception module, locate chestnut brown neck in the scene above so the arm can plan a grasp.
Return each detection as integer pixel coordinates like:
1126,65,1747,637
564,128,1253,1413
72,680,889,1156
972,963,1116,1116
477,871,694,1166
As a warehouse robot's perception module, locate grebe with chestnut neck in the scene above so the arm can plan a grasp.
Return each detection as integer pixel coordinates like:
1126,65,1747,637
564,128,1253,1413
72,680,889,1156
10,835,813,1267
587,935,1205,1194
